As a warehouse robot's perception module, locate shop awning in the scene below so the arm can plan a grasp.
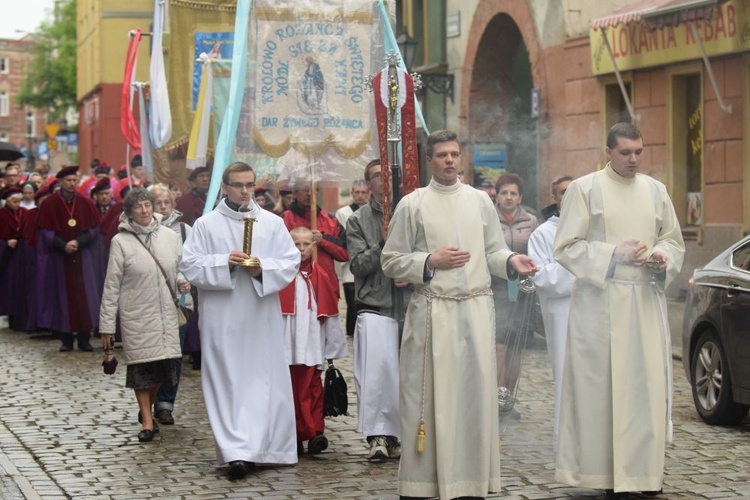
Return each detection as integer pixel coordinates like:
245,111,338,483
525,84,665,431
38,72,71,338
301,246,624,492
590,0,732,117
641,0,727,30
590,0,726,31
590,0,669,30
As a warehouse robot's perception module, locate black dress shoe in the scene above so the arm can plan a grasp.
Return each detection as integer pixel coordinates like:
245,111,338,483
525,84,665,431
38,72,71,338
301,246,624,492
137,429,154,442
78,343,94,352
59,344,73,352
227,461,250,480
642,489,663,497
297,442,305,455
308,433,329,454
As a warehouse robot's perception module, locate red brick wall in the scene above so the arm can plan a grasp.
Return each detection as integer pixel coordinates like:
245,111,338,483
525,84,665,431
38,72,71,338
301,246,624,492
702,57,744,225
77,83,142,176
554,38,745,228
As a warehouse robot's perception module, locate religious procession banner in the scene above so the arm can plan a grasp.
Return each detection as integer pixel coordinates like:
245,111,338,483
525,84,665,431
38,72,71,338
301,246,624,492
245,0,381,183
161,0,236,153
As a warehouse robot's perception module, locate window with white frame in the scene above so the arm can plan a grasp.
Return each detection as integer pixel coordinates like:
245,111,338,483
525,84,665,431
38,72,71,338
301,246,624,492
0,132,8,142
0,92,9,117
0,58,8,74
26,111,35,137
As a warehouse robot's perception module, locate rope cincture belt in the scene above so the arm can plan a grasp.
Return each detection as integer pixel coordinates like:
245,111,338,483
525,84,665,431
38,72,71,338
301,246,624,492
413,286,493,453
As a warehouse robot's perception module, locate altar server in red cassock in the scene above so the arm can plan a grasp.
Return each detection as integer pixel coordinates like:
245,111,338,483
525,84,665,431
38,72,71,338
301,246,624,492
279,226,347,456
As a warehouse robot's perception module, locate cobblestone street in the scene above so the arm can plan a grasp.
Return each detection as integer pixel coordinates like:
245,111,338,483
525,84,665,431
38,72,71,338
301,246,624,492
1,321,750,499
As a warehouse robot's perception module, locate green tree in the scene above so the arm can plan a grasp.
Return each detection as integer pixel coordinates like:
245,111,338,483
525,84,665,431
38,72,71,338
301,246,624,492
17,0,76,122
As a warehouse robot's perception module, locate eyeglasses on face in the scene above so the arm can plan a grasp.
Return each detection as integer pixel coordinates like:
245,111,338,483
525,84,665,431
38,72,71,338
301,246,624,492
226,182,256,190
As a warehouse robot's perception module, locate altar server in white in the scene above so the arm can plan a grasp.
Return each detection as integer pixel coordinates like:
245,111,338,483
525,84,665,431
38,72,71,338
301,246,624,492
347,159,402,461
527,175,574,451
179,162,300,481
381,130,537,499
553,123,684,499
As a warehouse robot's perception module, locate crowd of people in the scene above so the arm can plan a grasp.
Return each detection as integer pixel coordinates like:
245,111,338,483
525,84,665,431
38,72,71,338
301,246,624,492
0,123,684,499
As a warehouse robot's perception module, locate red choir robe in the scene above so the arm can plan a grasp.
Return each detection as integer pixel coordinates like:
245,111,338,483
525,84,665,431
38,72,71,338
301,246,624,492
175,189,207,226
36,192,103,333
279,258,339,442
14,208,39,331
0,206,27,318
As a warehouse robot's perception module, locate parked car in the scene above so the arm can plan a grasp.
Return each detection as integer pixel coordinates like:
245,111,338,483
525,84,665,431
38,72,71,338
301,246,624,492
682,235,750,425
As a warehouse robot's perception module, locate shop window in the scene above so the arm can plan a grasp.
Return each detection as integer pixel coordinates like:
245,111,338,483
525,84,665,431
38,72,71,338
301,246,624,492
671,72,702,228
399,0,448,131
604,81,632,129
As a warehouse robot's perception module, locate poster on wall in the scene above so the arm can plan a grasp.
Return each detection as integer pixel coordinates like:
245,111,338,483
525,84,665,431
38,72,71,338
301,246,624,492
687,192,702,226
473,143,507,199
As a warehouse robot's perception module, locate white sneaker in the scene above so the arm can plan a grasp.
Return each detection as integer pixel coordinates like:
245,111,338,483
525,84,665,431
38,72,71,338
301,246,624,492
367,436,388,461
385,436,401,459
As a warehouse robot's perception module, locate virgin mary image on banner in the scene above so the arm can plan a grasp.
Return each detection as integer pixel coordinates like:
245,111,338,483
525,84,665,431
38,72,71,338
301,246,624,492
299,55,327,115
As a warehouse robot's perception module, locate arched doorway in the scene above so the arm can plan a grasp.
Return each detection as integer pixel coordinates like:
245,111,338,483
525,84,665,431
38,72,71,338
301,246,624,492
465,13,540,211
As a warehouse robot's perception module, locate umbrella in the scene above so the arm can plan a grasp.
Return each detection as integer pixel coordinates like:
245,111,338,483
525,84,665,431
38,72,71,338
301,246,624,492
0,141,26,162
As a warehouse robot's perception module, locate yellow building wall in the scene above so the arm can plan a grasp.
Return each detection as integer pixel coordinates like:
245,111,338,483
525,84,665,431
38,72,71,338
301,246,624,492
77,0,153,101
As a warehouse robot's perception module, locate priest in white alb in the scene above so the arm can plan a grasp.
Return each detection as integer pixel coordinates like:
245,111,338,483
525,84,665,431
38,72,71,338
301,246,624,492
381,130,537,499
553,123,684,499
179,162,300,481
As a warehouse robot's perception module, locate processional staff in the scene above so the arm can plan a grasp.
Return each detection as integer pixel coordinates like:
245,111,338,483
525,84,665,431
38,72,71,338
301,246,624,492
369,52,421,339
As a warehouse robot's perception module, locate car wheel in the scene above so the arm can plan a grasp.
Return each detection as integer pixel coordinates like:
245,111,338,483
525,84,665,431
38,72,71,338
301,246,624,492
690,329,750,425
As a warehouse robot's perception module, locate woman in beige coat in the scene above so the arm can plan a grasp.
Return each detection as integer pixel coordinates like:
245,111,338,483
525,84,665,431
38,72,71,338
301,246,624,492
492,173,539,419
100,188,186,442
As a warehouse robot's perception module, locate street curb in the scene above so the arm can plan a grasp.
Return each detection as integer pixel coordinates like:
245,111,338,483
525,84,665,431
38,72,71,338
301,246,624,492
0,420,64,500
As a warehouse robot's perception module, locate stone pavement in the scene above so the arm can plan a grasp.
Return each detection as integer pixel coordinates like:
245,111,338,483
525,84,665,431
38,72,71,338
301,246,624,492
1,323,750,499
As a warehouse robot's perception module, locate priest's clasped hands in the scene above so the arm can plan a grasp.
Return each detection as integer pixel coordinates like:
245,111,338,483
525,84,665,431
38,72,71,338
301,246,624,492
428,246,538,276
613,239,668,272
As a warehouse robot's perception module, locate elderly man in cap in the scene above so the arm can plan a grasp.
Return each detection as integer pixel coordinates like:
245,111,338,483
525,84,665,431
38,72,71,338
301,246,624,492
176,166,210,225
91,178,115,216
36,165,104,352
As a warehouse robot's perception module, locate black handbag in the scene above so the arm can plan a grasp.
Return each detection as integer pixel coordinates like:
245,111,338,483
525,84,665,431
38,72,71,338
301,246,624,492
102,351,118,375
323,360,348,417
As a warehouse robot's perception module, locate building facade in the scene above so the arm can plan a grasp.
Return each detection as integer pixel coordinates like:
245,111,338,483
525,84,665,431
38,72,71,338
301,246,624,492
76,0,153,174
0,37,46,169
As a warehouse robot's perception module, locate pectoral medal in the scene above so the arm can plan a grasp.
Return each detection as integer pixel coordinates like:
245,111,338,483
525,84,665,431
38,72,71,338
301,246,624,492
60,193,79,229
